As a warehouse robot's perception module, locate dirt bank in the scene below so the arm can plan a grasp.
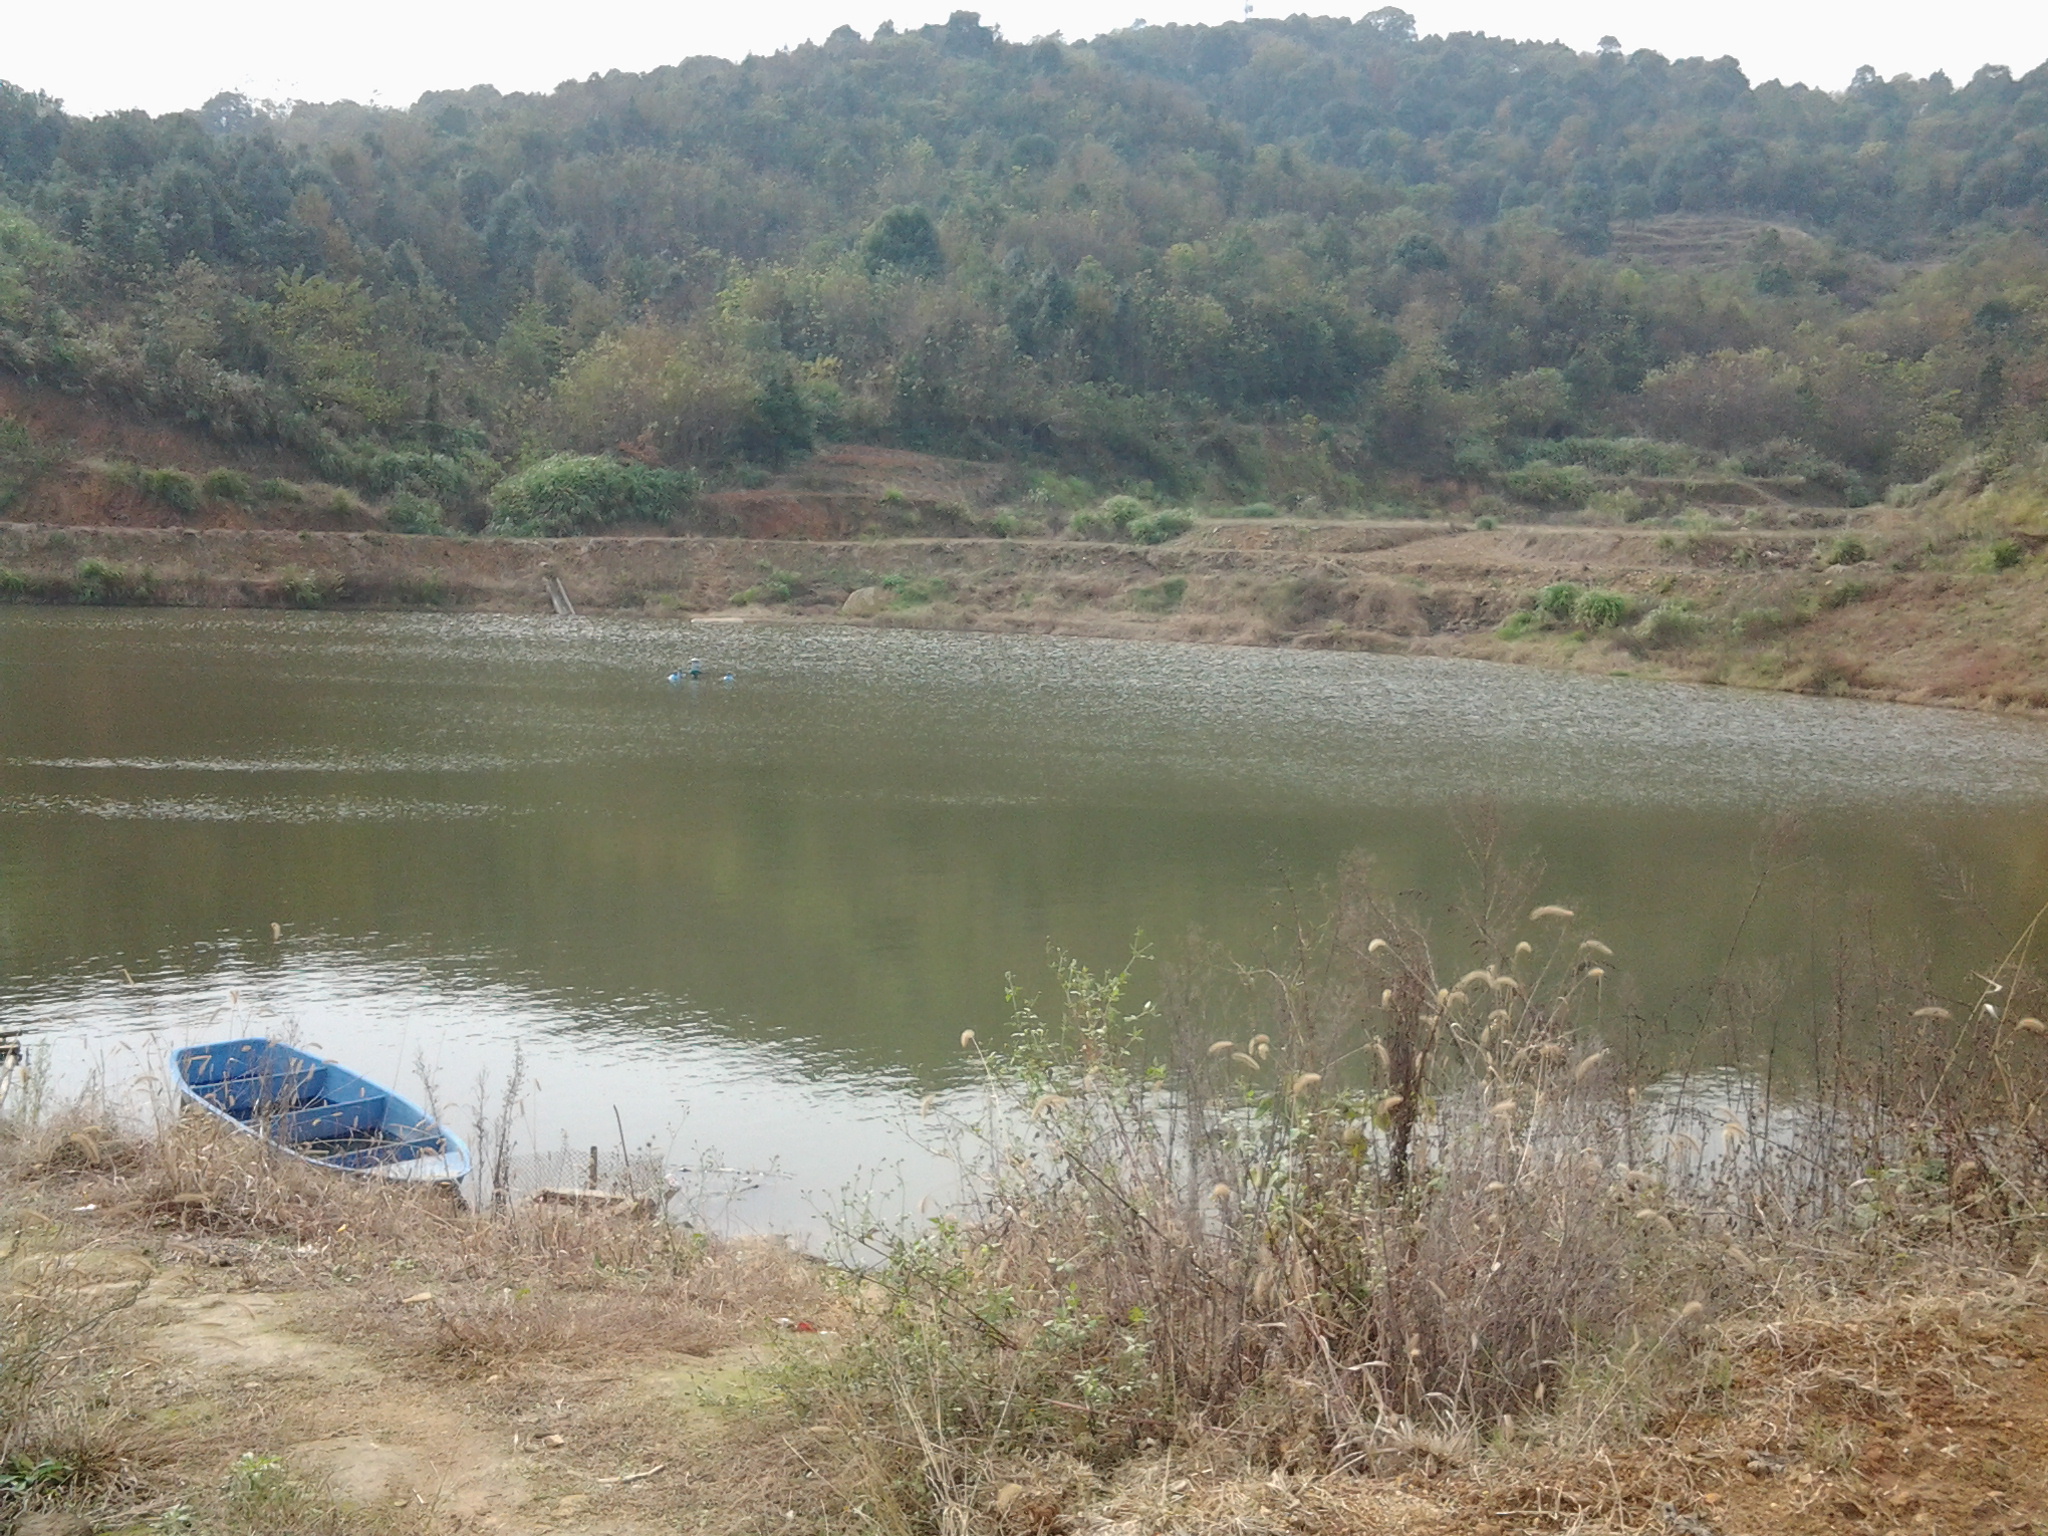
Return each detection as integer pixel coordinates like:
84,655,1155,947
6,1101,2046,1536
4,515,2045,714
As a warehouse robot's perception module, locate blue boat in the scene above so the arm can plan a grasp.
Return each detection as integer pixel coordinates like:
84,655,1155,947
172,1038,470,1185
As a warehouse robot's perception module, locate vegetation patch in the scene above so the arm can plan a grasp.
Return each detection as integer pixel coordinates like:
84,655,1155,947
486,454,698,537
72,557,154,604
1128,575,1187,613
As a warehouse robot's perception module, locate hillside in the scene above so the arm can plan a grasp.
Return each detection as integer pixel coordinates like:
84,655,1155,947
0,9,2045,523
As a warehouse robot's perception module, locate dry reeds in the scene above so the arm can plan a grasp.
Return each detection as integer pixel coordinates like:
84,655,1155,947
797,858,2048,1533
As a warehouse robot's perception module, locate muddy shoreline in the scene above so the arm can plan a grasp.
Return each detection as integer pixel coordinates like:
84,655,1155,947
3,519,2044,716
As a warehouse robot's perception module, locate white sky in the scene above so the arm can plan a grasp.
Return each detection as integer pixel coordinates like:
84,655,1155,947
7,1,2045,119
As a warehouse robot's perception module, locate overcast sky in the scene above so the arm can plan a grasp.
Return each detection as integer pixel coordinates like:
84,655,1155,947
8,1,2046,118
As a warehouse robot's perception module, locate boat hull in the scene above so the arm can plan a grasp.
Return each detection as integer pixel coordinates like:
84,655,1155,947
172,1038,470,1185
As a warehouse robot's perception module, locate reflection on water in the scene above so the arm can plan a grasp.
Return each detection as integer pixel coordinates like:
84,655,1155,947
3,609,2046,1231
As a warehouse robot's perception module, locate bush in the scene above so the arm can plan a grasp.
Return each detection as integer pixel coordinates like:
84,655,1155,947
1497,608,1539,639
486,454,698,537
1499,461,1592,508
1235,501,1278,518
1990,537,2025,571
256,478,302,503
278,568,332,608
386,491,447,535
73,558,153,604
1825,534,1869,566
0,568,29,598
138,468,200,515
200,468,251,503
1067,508,1117,540
1100,494,1145,529
1573,588,1632,628
1129,576,1187,612
1537,582,1582,620
734,568,805,605
1126,509,1193,544
1637,600,1703,647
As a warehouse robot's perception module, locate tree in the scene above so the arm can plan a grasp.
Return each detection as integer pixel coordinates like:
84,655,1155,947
862,206,945,278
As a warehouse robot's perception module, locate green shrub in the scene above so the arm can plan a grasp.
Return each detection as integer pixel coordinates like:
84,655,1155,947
278,568,332,608
1100,494,1146,529
1127,509,1193,544
880,573,947,606
1637,601,1702,647
1475,514,1498,530
734,568,805,605
1235,501,1278,518
1068,508,1117,540
139,468,200,515
0,568,29,597
1538,436,1706,477
256,478,303,503
1990,537,2025,571
1573,589,1632,628
1499,461,1592,508
487,454,699,537
1537,582,1582,620
1497,609,1540,640
1825,534,1869,566
201,468,252,503
1025,471,1096,509
74,558,153,604
1130,576,1187,613
386,491,447,535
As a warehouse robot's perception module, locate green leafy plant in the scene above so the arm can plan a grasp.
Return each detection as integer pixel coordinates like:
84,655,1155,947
734,568,806,604
1989,537,2025,571
1826,534,1869,566
1129,575,1187,612
1637,600,1702,647
200,467,251,502
1537,582,1582,620
139,468,200,515
73,558,154,604
487,455,698,537
1573,588,1632,628
385,490,447,534
277,568,331,608
1100,494,1146,529
1126,509,1192,544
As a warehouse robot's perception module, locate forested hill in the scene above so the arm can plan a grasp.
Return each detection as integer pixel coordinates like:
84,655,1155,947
2,8,2047,527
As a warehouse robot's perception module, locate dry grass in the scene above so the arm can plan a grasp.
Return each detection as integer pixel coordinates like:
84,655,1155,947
779,857,2048,1534
0,1089,836,1535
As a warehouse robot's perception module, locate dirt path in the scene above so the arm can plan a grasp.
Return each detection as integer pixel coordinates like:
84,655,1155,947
148,1287,537,1532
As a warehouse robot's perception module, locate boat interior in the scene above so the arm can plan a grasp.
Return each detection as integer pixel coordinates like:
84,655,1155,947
179,1040,448,1168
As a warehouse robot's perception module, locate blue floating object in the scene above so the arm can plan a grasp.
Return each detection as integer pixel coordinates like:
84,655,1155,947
172,1039,469,1185
721,673,736,684
666,671,684,685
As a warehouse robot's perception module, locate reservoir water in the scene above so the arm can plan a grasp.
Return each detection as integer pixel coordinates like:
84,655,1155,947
4,608,2046,1229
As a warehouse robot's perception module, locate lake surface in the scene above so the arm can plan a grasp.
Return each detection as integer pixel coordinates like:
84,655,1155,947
4,609,2047,1230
